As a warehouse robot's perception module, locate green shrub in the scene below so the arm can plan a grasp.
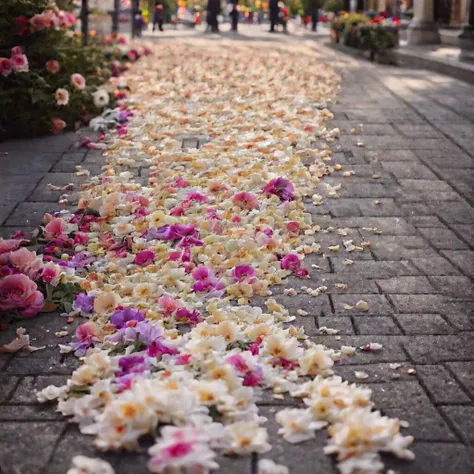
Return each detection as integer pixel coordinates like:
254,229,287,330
0,0,113,138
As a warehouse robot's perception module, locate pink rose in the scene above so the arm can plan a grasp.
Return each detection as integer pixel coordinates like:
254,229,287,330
44,217,67,239
51,117,66,134
0,58,13,77
11,46,23,57
46,60,60,73
11,54,29,73
0,274,44,317
9,248,43,280
41,262,61,286
30,14,46,31
0,238,22,255
71,73,86,90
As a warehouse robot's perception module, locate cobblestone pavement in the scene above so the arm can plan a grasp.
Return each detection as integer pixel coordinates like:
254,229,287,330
1,26,473,474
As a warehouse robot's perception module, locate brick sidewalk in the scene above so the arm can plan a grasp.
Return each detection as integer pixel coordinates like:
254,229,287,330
0,38,473,474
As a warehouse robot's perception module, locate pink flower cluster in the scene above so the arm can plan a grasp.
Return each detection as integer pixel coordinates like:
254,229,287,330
280,253,309,278
27,9,75,33
0,47,29,77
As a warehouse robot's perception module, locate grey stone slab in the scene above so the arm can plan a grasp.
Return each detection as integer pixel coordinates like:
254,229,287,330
377,276,435,294
10,375,69,403
27,173,86,203
381,161,438,180
415,149,473,169
418,227,469,250
331,259,421,278
5,349,78,375
390,294,450,314
4,202,58,227
0,421,65,474
403,334,474,363
399,179,454,194
333,217,417,235
365,149,419,162
416,365,470,404
383,405,456,441
335,363,415,383
47,425,119,474
439,406,474,445
316,316,354,335
314,274,380,294
411,256,461,276
0,152,62,175
446,361,474,399
433,201,474,225
395,314,454,335
429,276,474,298
453,224,474,246
408,216,446,227
444,312,474,332
384,442,474,474
395,124,444,138
0,175,44,203
331,294,394,315
354,316,401,335
0,404,63,421
441,250,474,278
0,202,18,225
0,375,19,403
0,133,76,152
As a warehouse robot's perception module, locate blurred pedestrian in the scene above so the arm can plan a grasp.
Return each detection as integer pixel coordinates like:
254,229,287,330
134,9,145,37
153,3,164,32
269,0,279,32
310,1,319,31
279,2,288,33
206,0,221,32
230,0,239,32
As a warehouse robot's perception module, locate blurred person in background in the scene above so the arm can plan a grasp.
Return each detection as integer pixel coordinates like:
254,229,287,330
230,0,240,31
269,0,279,32
207,0,221,32
153,2,164,31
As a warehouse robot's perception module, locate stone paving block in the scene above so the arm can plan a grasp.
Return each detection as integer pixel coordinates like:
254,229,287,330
27,173,86,202
400,202,433,217
439,406,474,445
317,274,380,294
4,202,59,227
441,250,474,278
403,334,474,363
0,404,63,421
0,133,76,152
258,406,335,474
410,256,460,276
365,149,419,162
408,215,445,227
0,421,65,474
115,453,148,474
429,276,474,298
316,316,354,335
334,217,417,235
390,294,450,313
395,314,454,335
395,124,443,138
0,174,44,203
331,294,394,315
433,201,474,224
47,425,119,474
0,152,62,175
354,316,401,335
416,365,470,404
5,349,79,375
399,179,454,194
0,375,19,403
383,405,457,441
381,161,438,180
331,259,421,278
444,312,474,332
384,442,474,474
453,224,474,246
377,276,435,294
417,227,469,250
312,335,408,364
0,202,18,225
335,363,415,383
446,361,474,399
10,375,69,403
367,380,428,408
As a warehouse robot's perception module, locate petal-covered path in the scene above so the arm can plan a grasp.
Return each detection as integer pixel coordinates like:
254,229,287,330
1,26,474,474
